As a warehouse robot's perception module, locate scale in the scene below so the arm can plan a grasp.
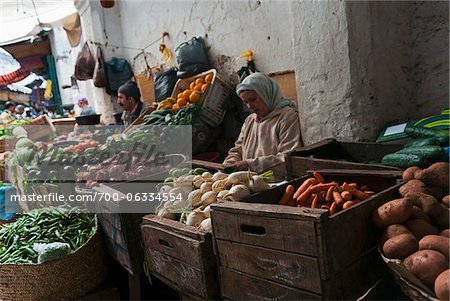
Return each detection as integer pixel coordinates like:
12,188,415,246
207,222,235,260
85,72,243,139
377,109,449,143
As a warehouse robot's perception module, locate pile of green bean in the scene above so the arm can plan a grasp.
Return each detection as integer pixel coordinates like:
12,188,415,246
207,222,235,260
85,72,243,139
0,206,95,264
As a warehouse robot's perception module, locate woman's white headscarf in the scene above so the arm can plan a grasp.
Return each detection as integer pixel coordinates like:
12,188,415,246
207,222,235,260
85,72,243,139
236,72,294,111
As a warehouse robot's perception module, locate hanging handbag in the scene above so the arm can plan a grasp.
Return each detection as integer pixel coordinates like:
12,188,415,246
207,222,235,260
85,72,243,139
93,46,107,88
74,42,95,81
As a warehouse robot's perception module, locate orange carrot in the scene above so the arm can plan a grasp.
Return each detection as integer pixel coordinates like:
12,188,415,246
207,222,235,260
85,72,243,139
333,191,344,206
312,171,325,183
325,186,334,202
310,182,338,193
297,186,312,205
365,191,376,196
343,200,356,209
330,202,338,215
287,197,297,207
293,178,317,200
341,191,352,201
279,185,295,205
311,194,320,208
349,188,370,200
341,182,351,191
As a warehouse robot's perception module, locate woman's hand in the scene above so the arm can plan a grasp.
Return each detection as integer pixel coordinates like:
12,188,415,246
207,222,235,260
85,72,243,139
231,160,250,171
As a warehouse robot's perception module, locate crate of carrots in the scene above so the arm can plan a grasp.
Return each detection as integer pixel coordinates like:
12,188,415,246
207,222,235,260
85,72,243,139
210,169,403,300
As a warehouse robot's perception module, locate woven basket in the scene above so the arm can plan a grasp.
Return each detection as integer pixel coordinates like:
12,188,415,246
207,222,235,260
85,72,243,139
0,219,110,301
379,247,438,301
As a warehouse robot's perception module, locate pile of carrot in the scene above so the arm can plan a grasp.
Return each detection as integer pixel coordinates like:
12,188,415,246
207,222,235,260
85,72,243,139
278,172,376,215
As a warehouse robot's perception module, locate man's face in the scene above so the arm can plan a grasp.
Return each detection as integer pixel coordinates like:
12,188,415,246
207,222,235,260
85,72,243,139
117,93,133,111
7,106,15,113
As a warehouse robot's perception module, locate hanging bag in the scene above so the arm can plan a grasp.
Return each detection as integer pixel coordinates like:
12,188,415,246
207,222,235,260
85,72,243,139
175,36,211,78
104,57,133,95
74,42,96,81
93,46,107,88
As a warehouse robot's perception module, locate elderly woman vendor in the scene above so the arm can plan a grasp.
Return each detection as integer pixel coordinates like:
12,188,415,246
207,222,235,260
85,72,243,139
222,72,303,178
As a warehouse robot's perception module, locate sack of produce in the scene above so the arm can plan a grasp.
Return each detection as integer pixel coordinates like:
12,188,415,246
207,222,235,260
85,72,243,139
175,36,211,78
0,206,109,301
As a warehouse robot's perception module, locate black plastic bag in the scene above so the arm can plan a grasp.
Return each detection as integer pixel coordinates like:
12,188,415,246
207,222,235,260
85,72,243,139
154,67,178,102
105,57,133,95
175,37,211,78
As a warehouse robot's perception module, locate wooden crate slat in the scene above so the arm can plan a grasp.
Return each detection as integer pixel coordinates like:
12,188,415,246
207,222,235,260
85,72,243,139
144,248,207,298
216,240,322,294
211,210,318,256
220,267,321,300
141,224,203,268
142,215,206,241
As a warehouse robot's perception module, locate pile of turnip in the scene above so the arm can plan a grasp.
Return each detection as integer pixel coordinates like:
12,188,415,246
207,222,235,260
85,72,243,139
156,170,273,232
372,162,449,299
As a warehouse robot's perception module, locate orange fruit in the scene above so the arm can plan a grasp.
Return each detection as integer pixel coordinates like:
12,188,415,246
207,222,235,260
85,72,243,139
189,91,202,103
182,89,192,99
177,92,184,99
172,103,179,109
195,77,204,86
201,83,209,92
189,82,195,90
193,83,202,91
205,73,213,83
177,97,187,107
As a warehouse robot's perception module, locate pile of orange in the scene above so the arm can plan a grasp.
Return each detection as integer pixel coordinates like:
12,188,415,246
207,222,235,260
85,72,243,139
172,73,213,109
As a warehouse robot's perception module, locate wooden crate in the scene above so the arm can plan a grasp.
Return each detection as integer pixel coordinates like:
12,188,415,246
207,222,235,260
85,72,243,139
211,170,402,300
23,115,57,142
286,139,403,179
141,215,220,300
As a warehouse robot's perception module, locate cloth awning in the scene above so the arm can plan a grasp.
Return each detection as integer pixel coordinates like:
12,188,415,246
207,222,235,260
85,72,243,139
0,0,77,45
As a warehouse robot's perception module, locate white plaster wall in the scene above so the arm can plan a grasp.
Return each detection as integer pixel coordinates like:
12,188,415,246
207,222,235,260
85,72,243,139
115,0,294,83
410,1,449,117
291,0,448,145
290,0,353,143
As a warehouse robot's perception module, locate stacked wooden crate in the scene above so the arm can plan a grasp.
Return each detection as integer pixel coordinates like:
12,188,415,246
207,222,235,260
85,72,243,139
211,170,402,300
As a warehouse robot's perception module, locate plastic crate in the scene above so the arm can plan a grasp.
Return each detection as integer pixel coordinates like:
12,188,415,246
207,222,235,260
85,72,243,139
170,69,231,127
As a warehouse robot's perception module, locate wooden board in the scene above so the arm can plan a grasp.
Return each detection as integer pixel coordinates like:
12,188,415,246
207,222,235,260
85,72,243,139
220,267,321,300
269,70,297,101
141,215,220,300
217,240,322,293
286,139,403,179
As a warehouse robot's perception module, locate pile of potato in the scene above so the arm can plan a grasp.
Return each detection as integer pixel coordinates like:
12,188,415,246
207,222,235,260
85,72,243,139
372,162,449,300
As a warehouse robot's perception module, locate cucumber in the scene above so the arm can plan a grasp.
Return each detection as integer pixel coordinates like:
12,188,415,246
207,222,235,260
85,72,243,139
396,145,444,158
404,127,449,146
404,138,440,148
381,153,429,168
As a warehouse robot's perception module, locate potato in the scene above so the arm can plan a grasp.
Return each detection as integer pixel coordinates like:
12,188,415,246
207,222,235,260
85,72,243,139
419,235,449,260
428,186,444,200
404,250,448,288
410,206,431,222
435,206,450,229
403,166,421,183
441,229,450,238
372,198,413,229
406,219,440,240
399,179,429,197
383,234,418,260
442,195,450,208
381,224,413,244
405,192,443,217
435,269,450,301
414,162,449,189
